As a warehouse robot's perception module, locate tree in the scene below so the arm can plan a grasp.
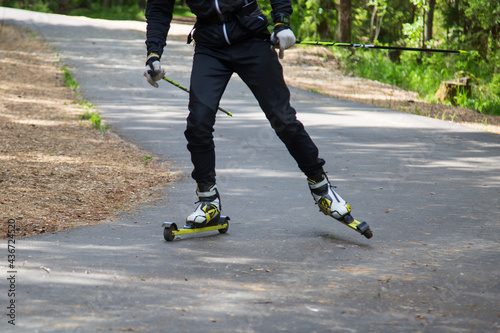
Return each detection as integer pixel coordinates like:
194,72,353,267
441,0,500,60
425,0,436,42
338,0,352,42
317,0,336,40
368,0,387,42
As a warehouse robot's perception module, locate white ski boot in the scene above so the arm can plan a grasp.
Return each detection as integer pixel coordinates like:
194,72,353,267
308,173,373,239
185,184,221,228
308,173,351,220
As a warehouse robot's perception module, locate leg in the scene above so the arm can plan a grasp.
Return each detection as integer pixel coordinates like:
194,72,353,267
184,45,232,226
233,39,368,232
233,38,325,178
185,45,233,185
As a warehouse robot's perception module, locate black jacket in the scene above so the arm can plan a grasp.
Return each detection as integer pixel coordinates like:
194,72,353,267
145,0,293,56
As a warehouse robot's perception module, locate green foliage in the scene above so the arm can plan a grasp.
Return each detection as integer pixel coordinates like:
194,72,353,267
80,108,109,132
342,50,500,115
441,0,500,61
293,0,337,40
69,3,145,21
402,18,424,48
465,0,500,31
61,66,79,92
172,4,195,18
61,63,109,132
3,0,146,20
258,0,337,41
2,0,51,12
352,0,414,44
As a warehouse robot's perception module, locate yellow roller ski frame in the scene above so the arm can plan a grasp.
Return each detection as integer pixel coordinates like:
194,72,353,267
340,215,373,239
162,216,230,241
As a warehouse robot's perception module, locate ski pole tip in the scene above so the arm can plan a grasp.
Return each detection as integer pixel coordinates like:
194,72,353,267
217,107,232,117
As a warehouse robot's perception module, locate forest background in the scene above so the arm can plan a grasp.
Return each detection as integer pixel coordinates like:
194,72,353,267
2,0,499,114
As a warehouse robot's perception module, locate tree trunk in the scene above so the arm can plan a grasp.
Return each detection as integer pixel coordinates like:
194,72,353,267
337,0,352,42
434,77,472,105
369,6,377,42
318,0,335,40
422,9,426,48
425,0,436,42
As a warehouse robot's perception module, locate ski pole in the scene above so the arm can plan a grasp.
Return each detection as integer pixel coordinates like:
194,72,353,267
162,77,233,117
296,41,467,54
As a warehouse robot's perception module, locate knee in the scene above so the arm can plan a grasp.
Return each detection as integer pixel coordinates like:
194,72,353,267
267,111,304,143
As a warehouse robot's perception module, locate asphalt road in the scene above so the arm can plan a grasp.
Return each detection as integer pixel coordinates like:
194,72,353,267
2,7,499,333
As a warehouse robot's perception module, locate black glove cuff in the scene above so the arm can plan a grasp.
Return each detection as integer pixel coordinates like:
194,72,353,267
273,24,290,34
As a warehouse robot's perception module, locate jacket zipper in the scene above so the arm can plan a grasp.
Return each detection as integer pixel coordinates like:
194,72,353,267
214,0,231,45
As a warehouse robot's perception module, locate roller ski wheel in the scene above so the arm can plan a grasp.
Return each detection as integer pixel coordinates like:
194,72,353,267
340,214,373,239
163,223,177,242
216,216,229,234
161,216,230,242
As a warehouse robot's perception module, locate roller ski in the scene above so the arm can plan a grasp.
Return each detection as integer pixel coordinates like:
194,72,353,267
308,173,373,239
162,184,229,241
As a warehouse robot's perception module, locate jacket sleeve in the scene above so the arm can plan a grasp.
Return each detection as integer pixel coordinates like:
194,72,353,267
270,0,293,25
145,0,175,58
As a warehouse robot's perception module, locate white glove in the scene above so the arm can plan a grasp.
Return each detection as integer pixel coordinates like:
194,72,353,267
143,53,165,88
271,28,296,59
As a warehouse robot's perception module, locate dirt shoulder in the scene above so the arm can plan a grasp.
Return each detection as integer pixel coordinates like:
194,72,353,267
1,23,497,239
280,47,500,134
0,24,176,238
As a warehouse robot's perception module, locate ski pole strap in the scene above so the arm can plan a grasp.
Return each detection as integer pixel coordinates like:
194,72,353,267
296,41,466,54
162,77,233,117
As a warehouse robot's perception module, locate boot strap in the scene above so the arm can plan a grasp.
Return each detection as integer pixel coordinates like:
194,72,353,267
308,177,328,190
196,184,218,198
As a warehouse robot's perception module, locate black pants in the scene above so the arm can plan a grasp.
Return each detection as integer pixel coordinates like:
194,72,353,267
185,37,325,185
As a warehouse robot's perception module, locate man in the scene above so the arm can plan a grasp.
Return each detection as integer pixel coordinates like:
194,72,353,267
144,0,366,236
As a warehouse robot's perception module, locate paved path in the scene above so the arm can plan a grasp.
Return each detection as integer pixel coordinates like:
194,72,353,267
2,7,499,333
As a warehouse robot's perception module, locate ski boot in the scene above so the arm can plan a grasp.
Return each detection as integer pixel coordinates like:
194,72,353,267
185,183,222,229
308,173,373,239
161,184,229,241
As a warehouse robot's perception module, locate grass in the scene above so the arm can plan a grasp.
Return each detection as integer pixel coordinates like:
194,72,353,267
61,65,108,132
80,103,109,132
61,66,79,92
